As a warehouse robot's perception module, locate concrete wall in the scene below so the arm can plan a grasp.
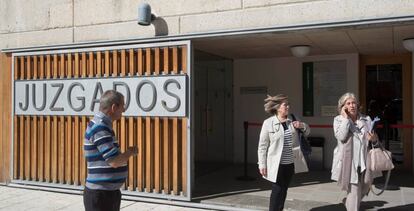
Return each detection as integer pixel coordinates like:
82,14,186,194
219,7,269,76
233,53,359,169
2,0,414,49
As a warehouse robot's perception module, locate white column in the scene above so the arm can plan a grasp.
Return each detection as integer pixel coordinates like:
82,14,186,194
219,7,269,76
412,53,414,174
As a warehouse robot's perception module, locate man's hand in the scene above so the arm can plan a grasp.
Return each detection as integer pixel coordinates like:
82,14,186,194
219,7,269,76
126,146,138,156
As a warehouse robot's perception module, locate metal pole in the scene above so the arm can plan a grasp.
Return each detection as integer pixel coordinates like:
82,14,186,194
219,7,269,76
236,121,255,181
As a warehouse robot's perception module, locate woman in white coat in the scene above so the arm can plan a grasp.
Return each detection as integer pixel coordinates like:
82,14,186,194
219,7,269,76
258,94,310,211
332,92,380,211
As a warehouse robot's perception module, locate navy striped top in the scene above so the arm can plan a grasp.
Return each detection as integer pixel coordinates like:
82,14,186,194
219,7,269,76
280,122,294,164
84,112,127,190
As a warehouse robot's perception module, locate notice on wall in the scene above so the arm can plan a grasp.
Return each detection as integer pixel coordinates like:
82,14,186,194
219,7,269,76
302,60,347,117
313,60,347,117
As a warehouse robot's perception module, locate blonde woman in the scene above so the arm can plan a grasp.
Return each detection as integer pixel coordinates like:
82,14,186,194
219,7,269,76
332,92,381,211
258,94,310,211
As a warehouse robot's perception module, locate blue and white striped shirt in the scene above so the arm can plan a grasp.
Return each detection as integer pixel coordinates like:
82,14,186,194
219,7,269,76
280,122,294,164
84,111,127,190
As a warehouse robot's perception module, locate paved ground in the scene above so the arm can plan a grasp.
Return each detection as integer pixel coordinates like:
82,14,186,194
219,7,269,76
1,164,413,211
0,185,209,211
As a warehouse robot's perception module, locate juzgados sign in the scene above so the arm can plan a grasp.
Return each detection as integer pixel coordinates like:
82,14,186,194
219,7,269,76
14,75,187,117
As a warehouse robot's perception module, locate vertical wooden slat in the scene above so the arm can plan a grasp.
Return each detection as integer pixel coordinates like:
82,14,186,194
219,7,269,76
38,116,44,182
53,54,58,78
45,116,51,182
39,55,44,79
120,116,126,189
137,117,144,191
13,116,18,179
96,51,102,77
46,55,51,79
163,47,169,74
19,56,25,79
129,49,134,76
172,46,180,194
80,116,87,185
12,57,19,179
26,56,31,79
163,118,170,194
88,52,94,78
38,55,45,182
112,50,118,76
172,118,178,194
67,53,73,78
33,56,38,79
146,48,152,75
154,117,160,193
181,46,187,74
30,56,37,180
75,53,80,77
66,116,72,184
14,57,18,80
105,51,110,76
172,47,178,74
154,48,160,75
59,116,65,183
19,116,24,180
60,54,65,78
121,50,126,76
25,116,31,180
137,49,143,75
145,117,153,192
73,116,80,185
181,118,187,195
153,49,161,193
128,117,135,191
81,53,87,78
32,116,37,181
52,116,58,183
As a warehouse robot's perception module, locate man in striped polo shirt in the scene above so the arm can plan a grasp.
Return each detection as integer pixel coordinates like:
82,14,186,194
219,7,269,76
83,90,138,211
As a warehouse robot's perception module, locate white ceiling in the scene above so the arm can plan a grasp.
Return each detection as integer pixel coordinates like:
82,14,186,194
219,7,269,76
193,23,414,59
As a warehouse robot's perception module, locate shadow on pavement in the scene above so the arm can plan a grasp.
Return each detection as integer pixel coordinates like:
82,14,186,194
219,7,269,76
379,203,414,210
310,200,388,211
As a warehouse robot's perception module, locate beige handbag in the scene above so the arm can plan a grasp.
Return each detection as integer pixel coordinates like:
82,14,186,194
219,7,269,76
369,141,394,196
369,142,394,172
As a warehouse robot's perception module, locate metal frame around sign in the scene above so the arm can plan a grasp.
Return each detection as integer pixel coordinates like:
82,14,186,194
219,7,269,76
10,40,193,201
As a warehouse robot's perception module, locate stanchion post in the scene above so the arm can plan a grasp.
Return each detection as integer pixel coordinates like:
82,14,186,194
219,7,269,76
237,121,255,181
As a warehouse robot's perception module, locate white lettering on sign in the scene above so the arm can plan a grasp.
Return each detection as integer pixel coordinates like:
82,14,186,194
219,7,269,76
14,75,187,117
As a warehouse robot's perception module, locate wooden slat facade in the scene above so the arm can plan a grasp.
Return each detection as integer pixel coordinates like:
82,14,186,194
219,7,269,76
1,45,189,198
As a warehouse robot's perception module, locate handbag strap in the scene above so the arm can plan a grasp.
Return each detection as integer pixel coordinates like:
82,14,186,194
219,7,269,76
370,170,391,195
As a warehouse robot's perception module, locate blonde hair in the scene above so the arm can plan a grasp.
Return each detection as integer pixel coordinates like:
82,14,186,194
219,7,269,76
264,94,288,115
337,92,359,114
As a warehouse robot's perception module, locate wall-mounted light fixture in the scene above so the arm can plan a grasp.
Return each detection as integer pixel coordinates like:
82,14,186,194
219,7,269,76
403,38,414,52
138,2,156,26
290,45,311,58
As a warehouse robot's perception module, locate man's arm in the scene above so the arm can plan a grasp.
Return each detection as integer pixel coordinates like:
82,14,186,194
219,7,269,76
107,146,138,168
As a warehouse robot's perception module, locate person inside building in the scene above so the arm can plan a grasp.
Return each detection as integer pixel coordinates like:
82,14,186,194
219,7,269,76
83,90,138,211
257,94,310,211
331,92,381,211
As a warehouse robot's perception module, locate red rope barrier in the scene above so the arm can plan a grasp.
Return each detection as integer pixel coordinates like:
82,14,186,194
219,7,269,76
245,122,414,129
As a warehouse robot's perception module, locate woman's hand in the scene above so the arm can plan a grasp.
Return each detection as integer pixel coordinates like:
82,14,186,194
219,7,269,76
259,168,267,177
367,132,378,142
292,121,304,129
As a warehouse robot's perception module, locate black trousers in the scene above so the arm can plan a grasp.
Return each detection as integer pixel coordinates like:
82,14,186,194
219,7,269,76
269,163,294,211
83,187,121,211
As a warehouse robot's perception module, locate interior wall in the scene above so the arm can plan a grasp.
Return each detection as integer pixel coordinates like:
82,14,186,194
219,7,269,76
233,54,359,169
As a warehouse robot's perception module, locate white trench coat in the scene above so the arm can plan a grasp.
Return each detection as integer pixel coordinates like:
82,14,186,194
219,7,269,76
257,115,310,183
